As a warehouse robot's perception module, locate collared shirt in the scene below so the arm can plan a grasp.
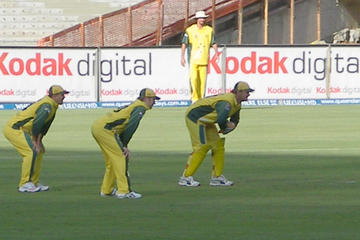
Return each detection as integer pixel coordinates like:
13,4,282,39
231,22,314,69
93,99,149,147
182,24,215,65
7,96,58,137
186,93,241,131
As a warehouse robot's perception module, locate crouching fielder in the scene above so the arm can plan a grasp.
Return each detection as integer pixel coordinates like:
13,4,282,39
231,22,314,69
178,81,254,187
3,85,69,193
92,88,160,199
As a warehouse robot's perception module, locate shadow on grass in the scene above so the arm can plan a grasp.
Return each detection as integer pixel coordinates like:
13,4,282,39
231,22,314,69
1,148,359,240
1,146,359,185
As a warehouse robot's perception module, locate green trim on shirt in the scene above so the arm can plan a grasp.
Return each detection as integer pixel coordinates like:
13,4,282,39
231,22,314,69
12,117,33,130
187,105,214,123
32,103,52,137
120,106,146,147
230,110,240,126
105,119,126,130
215,101,231,130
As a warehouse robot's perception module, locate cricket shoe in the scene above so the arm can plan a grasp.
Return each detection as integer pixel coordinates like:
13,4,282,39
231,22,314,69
209,175,234,186
37,183,50,191
100,188,117,197
178,176,200,187
116,191,142,199
18,182,41,193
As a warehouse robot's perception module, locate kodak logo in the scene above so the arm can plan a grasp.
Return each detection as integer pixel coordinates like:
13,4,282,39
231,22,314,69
208,51,288,74
0,52,72,76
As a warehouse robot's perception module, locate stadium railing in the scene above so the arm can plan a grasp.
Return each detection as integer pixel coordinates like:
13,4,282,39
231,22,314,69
38,0,259,47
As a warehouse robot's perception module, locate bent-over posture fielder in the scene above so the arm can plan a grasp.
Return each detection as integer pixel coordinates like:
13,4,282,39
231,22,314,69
3,85,69,192
178,81,254,187
92,88,160,199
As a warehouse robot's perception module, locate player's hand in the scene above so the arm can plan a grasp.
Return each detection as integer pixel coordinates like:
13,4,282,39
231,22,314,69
32,141,41,154
226,121,236,129
123,147,130,159
39,141,45,153
213,52,220,63
181,57,186,67
219,121,236,134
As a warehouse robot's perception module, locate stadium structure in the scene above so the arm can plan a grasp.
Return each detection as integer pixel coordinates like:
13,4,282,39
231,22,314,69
0,0,359,47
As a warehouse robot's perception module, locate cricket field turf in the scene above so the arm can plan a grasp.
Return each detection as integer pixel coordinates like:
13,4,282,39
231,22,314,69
0,105,359,240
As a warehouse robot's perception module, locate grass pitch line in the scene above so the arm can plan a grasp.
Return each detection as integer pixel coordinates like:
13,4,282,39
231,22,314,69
235,147,359,153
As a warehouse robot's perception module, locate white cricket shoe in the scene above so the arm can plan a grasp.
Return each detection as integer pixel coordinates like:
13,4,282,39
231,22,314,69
18,182,41,193
116,191,142,199
37,183,50,191
209,175,234,186
100,188,117,197
178,176,200,187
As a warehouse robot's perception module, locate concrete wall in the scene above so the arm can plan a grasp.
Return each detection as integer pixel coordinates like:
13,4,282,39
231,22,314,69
215,0,355,45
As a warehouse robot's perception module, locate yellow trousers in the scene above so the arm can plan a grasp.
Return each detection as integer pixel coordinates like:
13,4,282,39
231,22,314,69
190,64,208,103
3,125,44,187
91,124,131,195
183,117,225,177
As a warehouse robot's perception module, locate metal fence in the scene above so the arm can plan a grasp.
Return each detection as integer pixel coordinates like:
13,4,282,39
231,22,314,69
38,0,251,47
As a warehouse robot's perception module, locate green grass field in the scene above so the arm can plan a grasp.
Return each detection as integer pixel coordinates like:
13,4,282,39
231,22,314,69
0,105,359,240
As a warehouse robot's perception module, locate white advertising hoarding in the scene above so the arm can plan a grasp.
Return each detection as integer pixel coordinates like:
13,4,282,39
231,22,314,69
99,48,190,102
207,46,330,99
328,46,360,98
0,48,97,102
1,46,360,108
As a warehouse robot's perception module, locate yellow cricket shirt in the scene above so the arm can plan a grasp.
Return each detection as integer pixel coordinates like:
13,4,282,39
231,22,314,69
7,96,58,136
186,93,241,130
183,24,215,65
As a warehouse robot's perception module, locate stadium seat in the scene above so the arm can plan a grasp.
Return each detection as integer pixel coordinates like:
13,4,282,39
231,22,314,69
0,0,144,46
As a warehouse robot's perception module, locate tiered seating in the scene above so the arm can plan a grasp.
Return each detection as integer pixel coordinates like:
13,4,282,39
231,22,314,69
89,0,141,8
0,0,79,46
0,0,143,46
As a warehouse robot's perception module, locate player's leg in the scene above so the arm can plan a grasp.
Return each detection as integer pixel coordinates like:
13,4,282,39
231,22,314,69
206,125,233,186
91,125,116,195
199,124,224,177
100,133,131,194
99,144,116,195
31,151,44,186
211,138,225,177
3,126,40,191
211,139,233,186
18,133,38,187
198,65,208,99
109,149,130,194
181,119,210,178
183,144,211,177
190,64,201,102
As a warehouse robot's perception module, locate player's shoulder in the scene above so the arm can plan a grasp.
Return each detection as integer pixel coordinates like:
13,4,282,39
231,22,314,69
38,103,53,114
186,24,197,32
203,25,214,32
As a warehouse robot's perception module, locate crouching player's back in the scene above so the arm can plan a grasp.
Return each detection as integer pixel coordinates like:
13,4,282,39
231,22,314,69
91,88,160,199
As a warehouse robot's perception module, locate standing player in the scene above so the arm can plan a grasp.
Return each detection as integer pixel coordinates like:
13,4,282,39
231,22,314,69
3,85,69,192
181,10,219,103
92,88,160,199
178,81,254,187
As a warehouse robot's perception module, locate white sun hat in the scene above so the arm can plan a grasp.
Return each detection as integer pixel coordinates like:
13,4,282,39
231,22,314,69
194,10,208,19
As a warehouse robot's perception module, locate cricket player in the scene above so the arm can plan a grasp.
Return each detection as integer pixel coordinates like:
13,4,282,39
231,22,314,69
92,88,160,199
181,10,219,103
178,81,254,187
3,85,69,192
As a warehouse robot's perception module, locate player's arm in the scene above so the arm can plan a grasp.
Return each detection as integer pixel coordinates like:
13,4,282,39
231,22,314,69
42,115,55,136
229,110,240,126
181,31,189,66
215,101,235,134
120,106,146,148
32,103,51,153
210,30,219,60
215,101,231,130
